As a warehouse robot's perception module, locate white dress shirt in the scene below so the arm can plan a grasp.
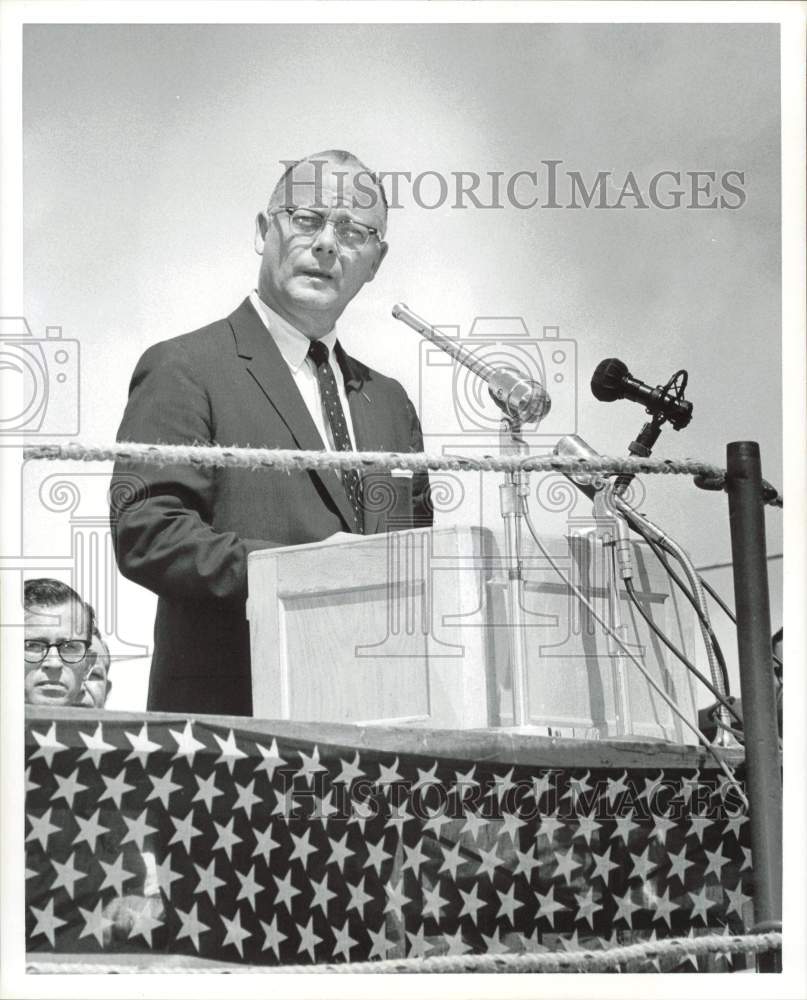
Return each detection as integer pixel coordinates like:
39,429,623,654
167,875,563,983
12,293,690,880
249,290,357,451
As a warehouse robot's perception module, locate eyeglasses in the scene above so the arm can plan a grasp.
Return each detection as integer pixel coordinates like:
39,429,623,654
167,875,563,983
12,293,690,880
24,639,90,665
272,207,381,251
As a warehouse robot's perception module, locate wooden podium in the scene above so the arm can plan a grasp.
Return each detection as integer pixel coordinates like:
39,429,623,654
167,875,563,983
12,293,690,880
247,526,700,741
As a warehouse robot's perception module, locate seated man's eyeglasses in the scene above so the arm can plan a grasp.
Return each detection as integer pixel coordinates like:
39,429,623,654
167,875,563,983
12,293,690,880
24,639,90,665
272,207,380,251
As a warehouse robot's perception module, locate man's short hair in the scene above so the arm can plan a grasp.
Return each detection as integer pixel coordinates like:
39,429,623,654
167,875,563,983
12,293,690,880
24,578,96,636
269,149,389,228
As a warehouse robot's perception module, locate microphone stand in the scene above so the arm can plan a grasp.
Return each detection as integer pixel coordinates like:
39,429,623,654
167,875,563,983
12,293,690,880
498,415,531,727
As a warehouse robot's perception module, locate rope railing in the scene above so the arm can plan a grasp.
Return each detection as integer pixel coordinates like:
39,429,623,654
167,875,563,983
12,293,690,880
25,930,782,974
22,441,783,507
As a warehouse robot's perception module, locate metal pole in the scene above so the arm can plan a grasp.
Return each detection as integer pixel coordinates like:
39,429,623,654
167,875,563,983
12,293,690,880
725,441,782,972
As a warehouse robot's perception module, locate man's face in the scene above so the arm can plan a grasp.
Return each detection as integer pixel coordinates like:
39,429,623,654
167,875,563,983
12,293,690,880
255,157,388,337
78,635,112,708
24,601,90,707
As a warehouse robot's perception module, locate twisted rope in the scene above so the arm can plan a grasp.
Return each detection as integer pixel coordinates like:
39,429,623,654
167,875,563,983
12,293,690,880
23,441,783,506
25,930,782,974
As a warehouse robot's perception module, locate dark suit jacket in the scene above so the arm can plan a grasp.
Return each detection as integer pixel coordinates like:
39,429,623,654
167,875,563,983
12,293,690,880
110,298,431,715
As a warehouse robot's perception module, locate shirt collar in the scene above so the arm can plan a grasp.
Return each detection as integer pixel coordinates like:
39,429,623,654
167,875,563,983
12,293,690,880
249,290,339,372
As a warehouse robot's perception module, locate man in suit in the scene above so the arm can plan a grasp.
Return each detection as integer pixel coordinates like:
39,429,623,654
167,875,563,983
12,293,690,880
110,150,431,716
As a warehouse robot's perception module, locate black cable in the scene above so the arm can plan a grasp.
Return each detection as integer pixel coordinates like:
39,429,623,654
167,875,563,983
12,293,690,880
623,576,743,728
621,519,733,698
697,573,736,623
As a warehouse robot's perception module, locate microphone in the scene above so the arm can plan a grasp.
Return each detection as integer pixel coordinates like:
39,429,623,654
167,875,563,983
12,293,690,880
591,358,692,429
392,303,551,423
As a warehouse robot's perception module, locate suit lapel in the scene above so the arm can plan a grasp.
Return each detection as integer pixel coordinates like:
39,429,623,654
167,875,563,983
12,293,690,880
228,298,356,530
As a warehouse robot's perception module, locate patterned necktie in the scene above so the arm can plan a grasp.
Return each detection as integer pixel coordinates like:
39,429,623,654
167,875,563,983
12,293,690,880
307,339,364,532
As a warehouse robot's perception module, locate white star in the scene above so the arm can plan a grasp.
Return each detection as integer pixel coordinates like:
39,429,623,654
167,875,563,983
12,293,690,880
530,770,556,804
293,745,325,787
628,845,656,881
29,722,67,768
332,919,357,962
289,827,318,866
273,870,301,912
52,770,87,809
154,853,182,896
678,928,701,971
574,886,603,928
255,738,287,781
121,808,157,852
552,846,582,882
489,767,517,805
666,845,695,884
384,877,411,916
686,813,714,843
345,876,373,919
460,806,487,839
309,873,336,914
327,831,354,873
679,770,701,804
605,770,631,805
169,720,206,766
560,929,584,953
25,808,60,851
73,809,109,852
220,909,251,957
481,926,510,954
213,817,242,860
406,923,430,958
646,885,678,928
50,852,85,899
513,844,541,881
314,790,339,827
704,844,730,879
612,888,641,927
213,729,247,773
385,799,414,836
649,811,676,846
362,835,393,878
413,762,440,790
128,901,163,947
535,885,568,928
423,805,452,839
233,778,261,821
25,767,39,794
295,917,322,962
77,723,116,768
520,927,549,953
334,751,364,785
193,771,224,812
610,813,639,844
441,927,472,956
723,812,749,840
642,929,663,971
401,839,429,877
453,765,479,799
724,880,752,917
422,882,448,921
536,809,564,843
175,901,210,951
474,843,503,881
573,814,602,846
124,723,161,768
235,864,262,910
376,756,403,791
637,772,664,805
368,923,392,959
99,769,135,810
146,766,182,809
688,885,717,923
740,845,753,871
169,810,203,853
590,845,618,884
193,857,225,904
563,769,593,805
252,822,281,865
260,914,287,958
78,898,113,946
496,884,524,925
438,839,466,880
272,787,298,822
458,883,487,922
98,854,137,896
348,796,376,834
499,810,526,845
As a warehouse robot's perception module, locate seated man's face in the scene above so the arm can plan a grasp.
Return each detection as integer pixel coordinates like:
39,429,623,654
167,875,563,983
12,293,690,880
24,600,90,706
79,635,112,708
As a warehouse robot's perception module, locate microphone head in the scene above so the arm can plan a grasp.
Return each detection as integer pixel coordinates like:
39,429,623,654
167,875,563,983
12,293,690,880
591,358,629,402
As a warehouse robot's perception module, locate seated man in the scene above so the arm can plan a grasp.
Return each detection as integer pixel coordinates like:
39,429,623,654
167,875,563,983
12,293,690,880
78,631,112,708
24,578,96,707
